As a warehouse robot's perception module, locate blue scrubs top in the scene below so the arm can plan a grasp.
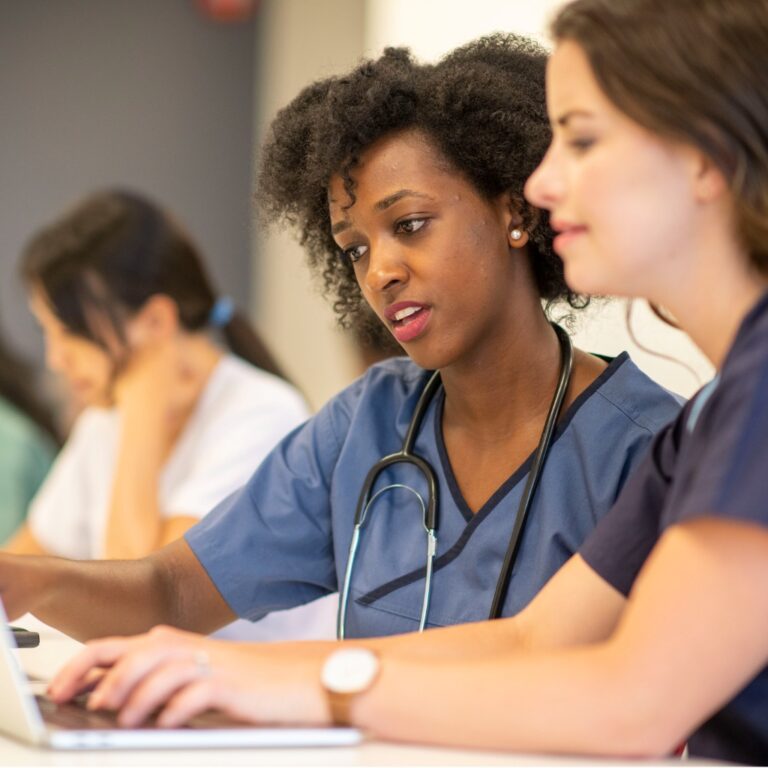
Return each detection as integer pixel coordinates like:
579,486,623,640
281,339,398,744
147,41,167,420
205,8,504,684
581,293,768,765
187,353,680,637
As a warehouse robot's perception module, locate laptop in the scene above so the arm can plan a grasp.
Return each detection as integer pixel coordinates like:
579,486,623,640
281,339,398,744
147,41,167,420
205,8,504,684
0,607,362,750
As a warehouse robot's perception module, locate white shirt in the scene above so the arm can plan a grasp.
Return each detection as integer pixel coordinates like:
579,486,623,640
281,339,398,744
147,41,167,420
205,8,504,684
29,354,338,641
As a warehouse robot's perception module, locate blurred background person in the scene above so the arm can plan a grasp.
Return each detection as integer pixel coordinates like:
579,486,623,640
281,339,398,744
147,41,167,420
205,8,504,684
4,189,336,640
0,335,59,545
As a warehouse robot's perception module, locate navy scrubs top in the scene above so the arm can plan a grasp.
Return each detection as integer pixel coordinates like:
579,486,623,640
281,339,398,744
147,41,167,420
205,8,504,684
581,292,768,764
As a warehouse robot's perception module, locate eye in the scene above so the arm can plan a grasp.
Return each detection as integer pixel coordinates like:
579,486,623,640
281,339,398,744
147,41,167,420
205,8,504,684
341,244,369,264
395,216,428,235
567,137,595,153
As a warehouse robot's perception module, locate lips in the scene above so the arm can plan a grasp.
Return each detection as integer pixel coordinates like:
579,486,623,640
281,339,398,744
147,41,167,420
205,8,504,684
384,301,432,343
550,219,588,255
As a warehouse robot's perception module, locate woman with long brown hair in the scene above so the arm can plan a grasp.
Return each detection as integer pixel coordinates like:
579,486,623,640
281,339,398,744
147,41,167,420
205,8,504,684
5,189,336,640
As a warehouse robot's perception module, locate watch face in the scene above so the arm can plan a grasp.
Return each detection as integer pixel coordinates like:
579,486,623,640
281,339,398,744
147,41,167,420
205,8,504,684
321,648,380,694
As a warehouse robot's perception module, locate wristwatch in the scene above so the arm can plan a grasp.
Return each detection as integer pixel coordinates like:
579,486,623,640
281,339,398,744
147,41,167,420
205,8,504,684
320,647,380,726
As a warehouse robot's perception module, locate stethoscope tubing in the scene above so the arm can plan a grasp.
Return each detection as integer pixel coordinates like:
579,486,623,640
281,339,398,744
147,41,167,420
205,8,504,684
337,325,573,639
487,324,573,619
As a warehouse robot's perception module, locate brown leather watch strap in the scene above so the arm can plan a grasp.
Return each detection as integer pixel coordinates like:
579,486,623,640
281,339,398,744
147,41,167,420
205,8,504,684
326,690,356,727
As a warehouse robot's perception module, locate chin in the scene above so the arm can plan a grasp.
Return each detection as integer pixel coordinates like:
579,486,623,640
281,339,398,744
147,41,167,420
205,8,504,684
401,347,444,372
564,260,612,297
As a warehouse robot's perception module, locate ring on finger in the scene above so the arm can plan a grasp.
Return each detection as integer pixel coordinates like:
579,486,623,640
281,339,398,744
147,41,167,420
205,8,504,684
193,650,211,677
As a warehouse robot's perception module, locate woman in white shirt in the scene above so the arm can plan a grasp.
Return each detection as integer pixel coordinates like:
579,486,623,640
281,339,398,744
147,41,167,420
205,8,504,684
5,189,335,640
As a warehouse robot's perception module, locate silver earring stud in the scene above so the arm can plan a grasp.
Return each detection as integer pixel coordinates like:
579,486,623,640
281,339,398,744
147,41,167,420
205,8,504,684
510,228,523,241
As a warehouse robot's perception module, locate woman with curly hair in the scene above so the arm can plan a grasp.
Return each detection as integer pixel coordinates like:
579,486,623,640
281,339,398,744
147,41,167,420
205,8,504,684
176,34,679,636
6,33,678,698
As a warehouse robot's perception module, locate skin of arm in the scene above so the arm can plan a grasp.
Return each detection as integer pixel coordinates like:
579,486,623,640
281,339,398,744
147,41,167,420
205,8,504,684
49,518,768,761
47,552,625,726
3,405,197,559
355,517,768,757
0,538,235,641
103,340,185,559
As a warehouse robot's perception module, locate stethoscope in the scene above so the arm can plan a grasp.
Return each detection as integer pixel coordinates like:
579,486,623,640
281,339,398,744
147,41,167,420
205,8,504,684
337,323,574,639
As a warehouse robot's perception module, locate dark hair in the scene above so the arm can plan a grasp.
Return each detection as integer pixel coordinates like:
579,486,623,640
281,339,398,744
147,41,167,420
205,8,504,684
0,335,60,444
551,0,768,276
21,190,286,379
257,34,587,340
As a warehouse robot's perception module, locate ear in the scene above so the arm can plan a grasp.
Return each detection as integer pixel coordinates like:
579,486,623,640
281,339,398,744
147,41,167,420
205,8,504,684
689,146,728,203
124,294,179,349
499,191,530,250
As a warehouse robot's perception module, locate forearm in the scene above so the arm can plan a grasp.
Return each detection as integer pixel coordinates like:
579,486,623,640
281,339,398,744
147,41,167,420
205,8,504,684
355,642,669,758
4,554,172,642
362,616,523,660
26,539,235,641
354,522,768,757
361,554,624,660
104,408,167,558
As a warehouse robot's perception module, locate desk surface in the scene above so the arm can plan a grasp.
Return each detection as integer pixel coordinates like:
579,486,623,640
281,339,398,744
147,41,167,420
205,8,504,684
2,617,717,767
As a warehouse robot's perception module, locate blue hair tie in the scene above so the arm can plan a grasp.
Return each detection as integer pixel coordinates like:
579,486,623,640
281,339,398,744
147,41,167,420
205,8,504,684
208,296,235,328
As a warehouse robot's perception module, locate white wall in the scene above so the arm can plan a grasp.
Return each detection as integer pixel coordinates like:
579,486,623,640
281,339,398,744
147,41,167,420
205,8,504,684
364,0,562,56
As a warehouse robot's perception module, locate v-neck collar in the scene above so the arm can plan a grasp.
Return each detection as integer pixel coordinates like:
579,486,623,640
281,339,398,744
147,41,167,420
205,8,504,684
355,352,630,611
434,352,630,524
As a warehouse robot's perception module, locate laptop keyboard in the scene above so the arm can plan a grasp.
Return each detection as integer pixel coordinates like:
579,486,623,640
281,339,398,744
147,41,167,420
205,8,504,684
35,695,249,730
36,696,157,730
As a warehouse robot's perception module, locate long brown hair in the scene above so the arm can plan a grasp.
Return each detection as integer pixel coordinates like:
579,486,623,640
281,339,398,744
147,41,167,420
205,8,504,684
551,0,768,276
21,190,286,379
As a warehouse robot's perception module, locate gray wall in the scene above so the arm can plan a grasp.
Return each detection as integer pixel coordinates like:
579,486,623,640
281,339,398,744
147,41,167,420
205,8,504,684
0,0,256,364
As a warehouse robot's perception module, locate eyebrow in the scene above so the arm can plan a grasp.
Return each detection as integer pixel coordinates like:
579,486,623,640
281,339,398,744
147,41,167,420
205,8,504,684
374,189,434,211
555,109,595,127
331,189,435,236
332,219,351,235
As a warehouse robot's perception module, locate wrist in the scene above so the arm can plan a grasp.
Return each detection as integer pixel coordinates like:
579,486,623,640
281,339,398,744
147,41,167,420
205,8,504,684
320,647,380,726
18,554,59,616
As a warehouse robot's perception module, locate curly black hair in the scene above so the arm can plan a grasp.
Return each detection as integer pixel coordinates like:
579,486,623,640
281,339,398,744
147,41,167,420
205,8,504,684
257,34,587,340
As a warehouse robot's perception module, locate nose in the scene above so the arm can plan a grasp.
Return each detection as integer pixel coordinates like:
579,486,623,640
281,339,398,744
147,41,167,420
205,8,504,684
363,240,409,295
525,144,563,211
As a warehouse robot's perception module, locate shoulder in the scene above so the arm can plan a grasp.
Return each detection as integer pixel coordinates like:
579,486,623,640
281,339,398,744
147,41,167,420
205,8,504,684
67,405,119,439
321,356,429,420
302,356,430,451
201,355,311,422
0,396,44,444
583,352,683,436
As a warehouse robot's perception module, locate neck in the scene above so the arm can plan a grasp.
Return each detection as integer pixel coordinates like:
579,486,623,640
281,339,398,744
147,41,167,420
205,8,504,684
644,198,768,368
652,243,767,369
440,310,562,436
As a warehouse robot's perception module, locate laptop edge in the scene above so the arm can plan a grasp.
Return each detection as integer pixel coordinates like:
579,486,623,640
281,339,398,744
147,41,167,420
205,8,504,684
0,604,361,750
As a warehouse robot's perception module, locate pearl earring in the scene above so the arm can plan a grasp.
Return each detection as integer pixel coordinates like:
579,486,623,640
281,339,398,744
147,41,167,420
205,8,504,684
510,228,523,241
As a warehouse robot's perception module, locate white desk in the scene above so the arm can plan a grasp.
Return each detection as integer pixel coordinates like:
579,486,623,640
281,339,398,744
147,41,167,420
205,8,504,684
2,618,718,767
